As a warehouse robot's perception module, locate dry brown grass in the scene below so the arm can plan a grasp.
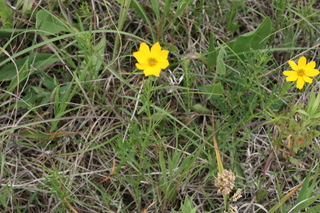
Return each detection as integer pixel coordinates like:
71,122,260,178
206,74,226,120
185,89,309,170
1,0,320,212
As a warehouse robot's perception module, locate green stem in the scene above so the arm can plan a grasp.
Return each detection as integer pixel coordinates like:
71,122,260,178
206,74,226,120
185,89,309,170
136,77,154,211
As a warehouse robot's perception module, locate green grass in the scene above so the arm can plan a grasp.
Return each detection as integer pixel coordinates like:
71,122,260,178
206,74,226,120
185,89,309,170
1,0,320,212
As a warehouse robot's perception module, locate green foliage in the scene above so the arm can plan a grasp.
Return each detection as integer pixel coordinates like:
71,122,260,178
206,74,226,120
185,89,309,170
0,154,11,210
207,33,218,69
36,10,70,34
293,164,320,213
191,103,211,114
172,195,206,213
270,90,320,159
297,89,320,121
159,144,203,203
226,0,241,34
50,78,80,132
0,53,60,81
0,0,13,28
268,164,320,213
1,0,320,212
228,17,272,60
44,169,72,210
197,82,224,105
125,0,193,41
216,44,227,76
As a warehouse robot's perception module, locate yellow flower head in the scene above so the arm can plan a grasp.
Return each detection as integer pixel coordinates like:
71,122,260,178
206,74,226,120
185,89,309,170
133,42,169,77
283,56,320,89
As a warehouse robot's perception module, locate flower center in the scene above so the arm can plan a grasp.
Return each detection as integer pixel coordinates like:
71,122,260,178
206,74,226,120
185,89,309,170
148,57,157,66
297,69,305,76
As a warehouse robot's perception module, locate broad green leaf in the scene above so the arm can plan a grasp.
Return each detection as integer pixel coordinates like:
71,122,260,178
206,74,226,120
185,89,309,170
191,104,211,114
0,60,20,81
162,42,179,52
271,99,285,111
289,157,299,164
228,17,272,59
197,82,224,104
0,53,60,81
0,0,13,28
36,10,69,34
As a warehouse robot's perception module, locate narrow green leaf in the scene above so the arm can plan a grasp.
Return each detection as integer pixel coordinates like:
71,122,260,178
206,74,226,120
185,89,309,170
216,45,226,75
207,33,217,70
91,35,106,74
0,28,26,37
163,0,173,18
304,205,320,213
5,59,29,99
174,0,193,20
151,0,161,20
293,195,320,213
226,0,240,33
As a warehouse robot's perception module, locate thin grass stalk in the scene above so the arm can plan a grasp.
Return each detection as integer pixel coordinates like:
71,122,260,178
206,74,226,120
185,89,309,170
212,112,229,210
112,0,132,60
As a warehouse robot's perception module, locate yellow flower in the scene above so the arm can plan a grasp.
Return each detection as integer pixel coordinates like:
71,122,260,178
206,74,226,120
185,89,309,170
133,42,169,77
283,56,320,89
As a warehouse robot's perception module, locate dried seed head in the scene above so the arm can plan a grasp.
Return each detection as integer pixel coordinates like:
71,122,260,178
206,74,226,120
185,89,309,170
225,205,238,213
214,169,236,195
232,188,242,202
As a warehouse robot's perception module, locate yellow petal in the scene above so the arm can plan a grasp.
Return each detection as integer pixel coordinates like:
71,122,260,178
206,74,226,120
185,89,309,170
286,75,298,82
139,43,151,56
136,63,148,70
303,75,312,83
283,71,297,77
158,49,169,61
150,42,161,58
156,61,169,69
296,77,305,89
298,56,307,67
143,66,161,77
133,51,148,64
288,60,298,70
304,69,319,77
305,61,316,70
